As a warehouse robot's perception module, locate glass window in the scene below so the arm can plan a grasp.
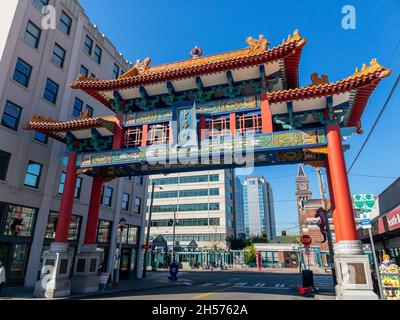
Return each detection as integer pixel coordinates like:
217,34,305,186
86,105,93,118
24,161,42,188
74,177,82,199
83,35,93,55
2,204,37,237
127,226,139,245
102,186,113,207
72,98,83,117
94,45,102,64
0,150,11,180
122,193,130,211
52,43,66,68
2,100,22,131
33,131,48,144
135,176,143,185
59,11,72,35
80,65,89,77
43,78,59,104
117,227,128,244
209,174,219,181
24,21,41,49
134,197,142,214
44,211,81,241
112,63,120,79
32,0,49,11
13,58,32,88
97,220,111,243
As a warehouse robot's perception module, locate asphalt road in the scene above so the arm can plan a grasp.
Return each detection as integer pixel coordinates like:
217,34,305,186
86,271,335,300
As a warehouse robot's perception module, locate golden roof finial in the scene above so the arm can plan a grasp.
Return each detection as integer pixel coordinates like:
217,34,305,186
353,58,392,79
246,35,270,51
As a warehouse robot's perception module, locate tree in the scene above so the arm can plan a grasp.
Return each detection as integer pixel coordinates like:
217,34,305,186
244,244,256,265
226,236,250,250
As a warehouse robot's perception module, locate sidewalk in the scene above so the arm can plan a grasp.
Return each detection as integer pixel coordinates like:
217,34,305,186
0,271,192,300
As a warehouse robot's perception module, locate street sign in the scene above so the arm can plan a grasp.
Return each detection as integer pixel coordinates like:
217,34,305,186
301,235,312,247
353,194,376,210
359,210,372,229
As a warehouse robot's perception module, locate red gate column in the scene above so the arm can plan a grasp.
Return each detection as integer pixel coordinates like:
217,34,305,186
326,124,357,241
260,93,273,133
198,116,207,142
113,114,124,149
55,151,78,243
142,124,149,147
325,157,342,241
230,113,236,137
84,176,103,244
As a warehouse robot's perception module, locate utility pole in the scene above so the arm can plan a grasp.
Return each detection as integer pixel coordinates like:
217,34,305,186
142,182,155,278
315,167,338,286
170,210,177,263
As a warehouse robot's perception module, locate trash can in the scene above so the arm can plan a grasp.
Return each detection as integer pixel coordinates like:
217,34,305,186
302,269,314,287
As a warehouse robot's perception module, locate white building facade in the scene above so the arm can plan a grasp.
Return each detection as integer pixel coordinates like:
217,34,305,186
147,170,235,250
0,0,147,288
243,176,276,240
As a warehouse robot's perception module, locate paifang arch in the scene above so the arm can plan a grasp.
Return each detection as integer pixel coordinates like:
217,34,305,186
25,30,391,298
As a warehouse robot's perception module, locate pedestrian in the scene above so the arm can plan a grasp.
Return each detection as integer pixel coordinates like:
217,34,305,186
380,254,392,272
0,261,5,295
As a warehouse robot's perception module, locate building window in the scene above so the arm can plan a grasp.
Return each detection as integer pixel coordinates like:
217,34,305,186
83,35,93,55
0,150,11,180
74,177,82,199
32,0,49,11
33,132,48,144
45,211,81,241
80,65,89,77
43,78,59,104
122,193,130,211
52,43,66,68
24,21,41,49
127,226,139,245
86,105,93,118
102,186,113,207
1,101,22,131
134,197,142,214
58,172,82,199
97,220,111,243
112,64,120,79
94,45,102,64
13,58,32,88
24,161,42,189
59,11,72,35
135,176,143,185
72,98,83,117
2,204,37,237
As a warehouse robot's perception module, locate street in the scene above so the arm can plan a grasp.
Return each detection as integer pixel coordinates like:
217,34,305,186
84,271,335,300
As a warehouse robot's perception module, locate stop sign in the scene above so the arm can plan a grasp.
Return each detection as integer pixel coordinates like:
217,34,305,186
301,235,312,247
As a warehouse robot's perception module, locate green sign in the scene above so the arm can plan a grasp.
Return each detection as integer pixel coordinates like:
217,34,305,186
353,194,376,210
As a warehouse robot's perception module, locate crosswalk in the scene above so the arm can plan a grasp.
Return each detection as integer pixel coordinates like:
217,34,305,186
199,282,290,290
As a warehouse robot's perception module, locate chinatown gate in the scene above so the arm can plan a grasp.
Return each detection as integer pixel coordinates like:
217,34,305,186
24,30,391,299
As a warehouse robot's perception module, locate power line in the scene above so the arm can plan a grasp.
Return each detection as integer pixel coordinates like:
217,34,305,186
349,173,398,180
347,73,400,173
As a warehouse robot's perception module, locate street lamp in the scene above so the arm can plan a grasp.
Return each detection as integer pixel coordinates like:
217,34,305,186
115,217,127,287
142,182,163,278
169,210,177,264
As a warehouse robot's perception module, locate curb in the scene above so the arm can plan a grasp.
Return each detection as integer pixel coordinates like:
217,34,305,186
64,280,193,300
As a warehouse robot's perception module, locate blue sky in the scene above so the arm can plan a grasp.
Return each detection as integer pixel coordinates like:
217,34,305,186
80,0,400,235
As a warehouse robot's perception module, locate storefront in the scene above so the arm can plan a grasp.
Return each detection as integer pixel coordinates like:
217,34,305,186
96,219,113,273
360,204,400,265
0,202,38,286
115,224,140,280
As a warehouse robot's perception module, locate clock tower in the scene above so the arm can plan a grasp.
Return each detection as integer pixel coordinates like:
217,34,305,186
295,164,312,210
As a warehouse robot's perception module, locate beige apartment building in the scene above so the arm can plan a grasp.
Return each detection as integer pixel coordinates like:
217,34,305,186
0,0,148,288
147,170,236,254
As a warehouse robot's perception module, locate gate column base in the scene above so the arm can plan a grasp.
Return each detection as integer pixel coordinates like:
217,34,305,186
70,244,100,294
333,240,378,300
34,242,72,298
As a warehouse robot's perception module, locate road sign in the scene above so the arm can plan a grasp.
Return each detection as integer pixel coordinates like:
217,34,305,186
353,194,376,210
301,235,312,247
360,210,372,229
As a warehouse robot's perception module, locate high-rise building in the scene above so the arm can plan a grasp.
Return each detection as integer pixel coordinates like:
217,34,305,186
243,176,276,240
0,0,147,288
234,177,245,239
147,170,235,250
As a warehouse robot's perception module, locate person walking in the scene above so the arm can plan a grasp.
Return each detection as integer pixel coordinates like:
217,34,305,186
0,261,6,295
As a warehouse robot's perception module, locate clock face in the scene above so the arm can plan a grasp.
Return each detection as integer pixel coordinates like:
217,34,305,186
299,183,307,191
